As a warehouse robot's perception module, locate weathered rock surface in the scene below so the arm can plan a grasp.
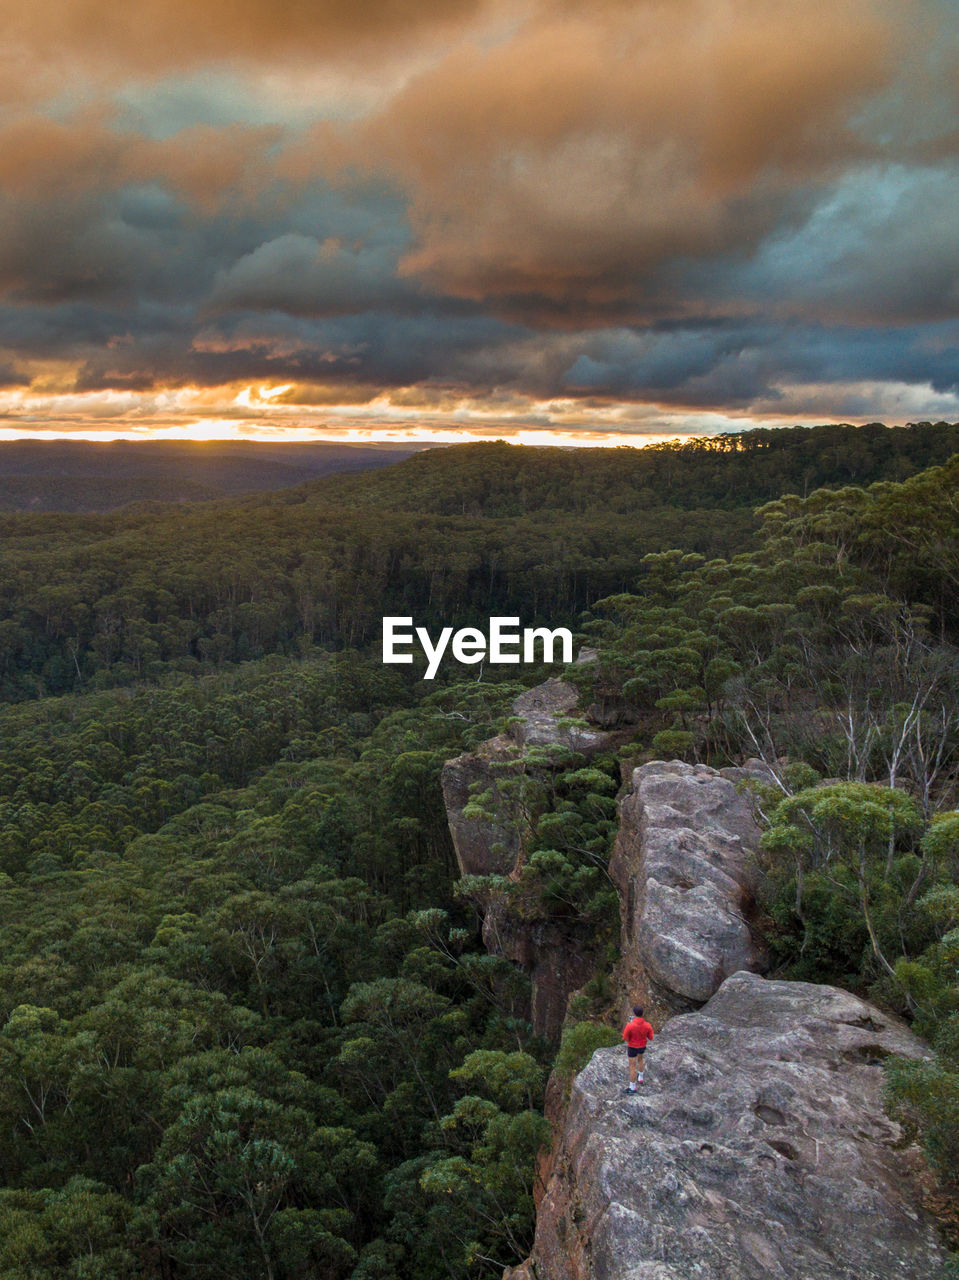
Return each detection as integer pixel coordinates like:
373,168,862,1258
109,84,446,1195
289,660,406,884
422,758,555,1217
521,972,944,1280
611,761,767,1008
509,679,618,754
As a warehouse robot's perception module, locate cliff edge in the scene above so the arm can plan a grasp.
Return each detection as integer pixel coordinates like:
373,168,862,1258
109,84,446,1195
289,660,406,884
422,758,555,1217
441,677,627,1038
513,972,944,1280
441,687,945,1280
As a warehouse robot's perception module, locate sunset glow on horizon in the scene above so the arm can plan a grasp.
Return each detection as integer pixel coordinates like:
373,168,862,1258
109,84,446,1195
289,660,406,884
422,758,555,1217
0,0,956,443
1,379,945,448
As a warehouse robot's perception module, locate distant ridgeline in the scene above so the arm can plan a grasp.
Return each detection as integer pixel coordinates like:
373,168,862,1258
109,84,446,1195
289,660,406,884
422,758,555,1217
0,440,423,512
0,420,957,700
315,419,959,515
0,423,955,1278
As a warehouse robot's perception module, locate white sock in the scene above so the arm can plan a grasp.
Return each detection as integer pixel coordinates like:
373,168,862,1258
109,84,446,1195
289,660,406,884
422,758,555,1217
637,1073,644,1083
628,1082,636,1091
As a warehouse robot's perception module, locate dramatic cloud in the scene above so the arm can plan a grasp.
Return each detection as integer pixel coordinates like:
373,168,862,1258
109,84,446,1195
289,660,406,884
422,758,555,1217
361,0,895,315
0,0,955,439
3,0,491,97
209,232,420,317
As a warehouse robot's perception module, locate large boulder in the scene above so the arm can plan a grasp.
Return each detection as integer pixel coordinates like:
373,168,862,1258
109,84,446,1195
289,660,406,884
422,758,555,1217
611,761,768,1008
522,972,945,1280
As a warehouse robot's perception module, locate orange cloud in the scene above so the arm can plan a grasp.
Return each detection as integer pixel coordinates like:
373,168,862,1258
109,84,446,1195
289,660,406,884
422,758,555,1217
0,113,279,205
325,0,895,318
2,0,492,98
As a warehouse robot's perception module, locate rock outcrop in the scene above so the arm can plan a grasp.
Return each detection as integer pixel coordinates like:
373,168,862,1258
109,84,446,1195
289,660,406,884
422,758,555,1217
519,972,944,1280
442,678,626,881
508,679,619,754
468,747,946,1280
442,743,521,877
611,761,768,1010
441,677,630,1039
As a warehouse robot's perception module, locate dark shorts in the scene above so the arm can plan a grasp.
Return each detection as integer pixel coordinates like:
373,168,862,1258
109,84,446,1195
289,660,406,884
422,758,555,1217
627,1046,646,1058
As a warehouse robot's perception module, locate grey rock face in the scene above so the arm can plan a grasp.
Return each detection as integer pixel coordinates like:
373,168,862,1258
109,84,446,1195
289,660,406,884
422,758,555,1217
527,972,944,1280
441,741,521,877
611,761,767,1006
510,679,617,754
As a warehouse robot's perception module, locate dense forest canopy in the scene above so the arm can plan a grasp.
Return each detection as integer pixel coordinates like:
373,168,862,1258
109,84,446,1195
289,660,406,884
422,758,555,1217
2,422,958,702
0,421,957,1278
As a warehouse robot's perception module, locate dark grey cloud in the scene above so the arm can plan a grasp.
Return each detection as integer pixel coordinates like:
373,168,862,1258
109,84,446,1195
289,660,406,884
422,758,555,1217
208,232,420,317
711,164,959,323
554,321,959,407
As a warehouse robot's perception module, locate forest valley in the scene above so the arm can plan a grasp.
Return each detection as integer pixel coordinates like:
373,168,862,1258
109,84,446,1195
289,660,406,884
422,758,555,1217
0,421,956,1278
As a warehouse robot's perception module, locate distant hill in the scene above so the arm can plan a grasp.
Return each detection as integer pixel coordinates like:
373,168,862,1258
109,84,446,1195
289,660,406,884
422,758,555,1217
293,420,959,516
0,440,425,511
4,423,958,515
0,419,957,703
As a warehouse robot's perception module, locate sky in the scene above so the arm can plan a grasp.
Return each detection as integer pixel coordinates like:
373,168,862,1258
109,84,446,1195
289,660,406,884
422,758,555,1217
0,0,957,445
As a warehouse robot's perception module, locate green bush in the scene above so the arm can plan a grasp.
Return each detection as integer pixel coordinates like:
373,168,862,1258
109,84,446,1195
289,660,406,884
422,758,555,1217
554,1021,620,1084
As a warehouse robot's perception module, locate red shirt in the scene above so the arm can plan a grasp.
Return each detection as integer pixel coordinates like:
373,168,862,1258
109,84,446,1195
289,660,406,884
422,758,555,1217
622,1016,654,1049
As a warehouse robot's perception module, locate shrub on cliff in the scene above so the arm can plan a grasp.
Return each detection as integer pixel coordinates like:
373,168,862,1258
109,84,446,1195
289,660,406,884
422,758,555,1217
554,1021,621,1088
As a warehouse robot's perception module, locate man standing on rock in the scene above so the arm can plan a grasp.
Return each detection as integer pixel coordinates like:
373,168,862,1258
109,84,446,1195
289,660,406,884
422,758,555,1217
622,1005,654,1092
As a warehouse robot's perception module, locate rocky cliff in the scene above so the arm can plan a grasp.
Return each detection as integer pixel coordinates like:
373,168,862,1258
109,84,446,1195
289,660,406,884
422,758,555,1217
444,699,773,1035
611,760,769,1014
441,677,627,1038
511,972,944,1280
441,688,945,1280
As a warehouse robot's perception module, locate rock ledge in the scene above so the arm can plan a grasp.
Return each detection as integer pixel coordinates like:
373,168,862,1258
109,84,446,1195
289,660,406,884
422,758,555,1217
521,972,944,1280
